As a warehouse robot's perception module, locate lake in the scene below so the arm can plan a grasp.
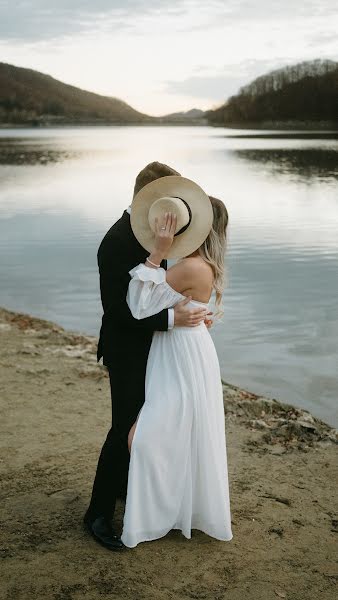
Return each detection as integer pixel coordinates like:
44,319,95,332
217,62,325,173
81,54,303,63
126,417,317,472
0,125,337,426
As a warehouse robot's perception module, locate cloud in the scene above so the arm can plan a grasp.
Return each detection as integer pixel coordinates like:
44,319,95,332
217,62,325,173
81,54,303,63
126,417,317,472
164,58,291,104
308,30,338,47
0,0,186,42
1,0,337,42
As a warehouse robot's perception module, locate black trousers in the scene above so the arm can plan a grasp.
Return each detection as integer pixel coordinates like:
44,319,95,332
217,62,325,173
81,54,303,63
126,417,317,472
86,366,146,520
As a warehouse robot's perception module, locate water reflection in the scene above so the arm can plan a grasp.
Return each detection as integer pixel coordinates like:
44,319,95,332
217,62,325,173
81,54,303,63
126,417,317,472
224,131,338,140
0,139,81,165
234,147,338,180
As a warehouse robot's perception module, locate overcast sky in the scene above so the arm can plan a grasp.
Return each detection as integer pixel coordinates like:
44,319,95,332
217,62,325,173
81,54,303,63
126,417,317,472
0,0,337,115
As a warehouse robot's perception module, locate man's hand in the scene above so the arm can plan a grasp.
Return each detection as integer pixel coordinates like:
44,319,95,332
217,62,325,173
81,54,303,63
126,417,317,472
174,297,208,327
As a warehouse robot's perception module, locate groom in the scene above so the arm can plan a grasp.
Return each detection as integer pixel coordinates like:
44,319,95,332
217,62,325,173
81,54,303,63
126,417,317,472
84,161,209,550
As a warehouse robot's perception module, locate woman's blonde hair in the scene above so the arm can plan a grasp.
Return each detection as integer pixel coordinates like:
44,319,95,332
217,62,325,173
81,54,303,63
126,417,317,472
198,196,229,318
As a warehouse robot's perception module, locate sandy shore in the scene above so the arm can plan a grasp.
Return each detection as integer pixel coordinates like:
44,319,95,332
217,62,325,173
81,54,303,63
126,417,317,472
0,307,337,600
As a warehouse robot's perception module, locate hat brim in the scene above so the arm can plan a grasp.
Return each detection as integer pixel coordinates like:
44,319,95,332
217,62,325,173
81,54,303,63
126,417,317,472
130,176,213,259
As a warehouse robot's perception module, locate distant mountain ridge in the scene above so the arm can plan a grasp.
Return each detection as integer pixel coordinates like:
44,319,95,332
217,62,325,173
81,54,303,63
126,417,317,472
206,60,338,128
0,62,206,126
158,108,206,123
0,62,154,125
1,59,337,128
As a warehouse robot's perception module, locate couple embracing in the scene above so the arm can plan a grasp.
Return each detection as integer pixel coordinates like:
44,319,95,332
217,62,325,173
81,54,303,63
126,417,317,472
84,161,233,550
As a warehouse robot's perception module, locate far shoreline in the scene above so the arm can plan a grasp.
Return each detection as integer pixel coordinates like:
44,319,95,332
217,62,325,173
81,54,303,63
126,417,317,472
1,120,338,131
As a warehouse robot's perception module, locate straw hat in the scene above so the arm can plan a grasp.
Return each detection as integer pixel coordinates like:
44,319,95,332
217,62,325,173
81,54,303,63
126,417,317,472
130,176,213,259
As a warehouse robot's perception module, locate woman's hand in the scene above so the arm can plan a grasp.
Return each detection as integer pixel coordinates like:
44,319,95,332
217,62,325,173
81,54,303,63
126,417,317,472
147,212,177,266
204,312,214,329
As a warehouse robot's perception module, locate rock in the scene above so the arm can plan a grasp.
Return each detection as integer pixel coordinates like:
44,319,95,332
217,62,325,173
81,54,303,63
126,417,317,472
268,526,284,537
48,345,94,359
77,365,107,379
16,367,54,376
299,412,315,423
262,494,291,506
327,430,338,443
270,445,287,455
331,518,338,533
250,419,270,430
36,331,51,339
295,420,317,431
20,343,40,356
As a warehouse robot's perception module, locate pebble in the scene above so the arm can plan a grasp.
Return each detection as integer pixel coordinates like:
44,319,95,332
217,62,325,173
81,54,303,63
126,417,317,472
250,419,270,429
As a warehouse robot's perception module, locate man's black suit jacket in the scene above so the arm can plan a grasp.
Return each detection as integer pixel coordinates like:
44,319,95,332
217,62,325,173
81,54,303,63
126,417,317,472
97,210,169,390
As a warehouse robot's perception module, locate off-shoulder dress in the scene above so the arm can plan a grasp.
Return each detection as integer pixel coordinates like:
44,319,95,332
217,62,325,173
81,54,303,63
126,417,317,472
120,262,233,548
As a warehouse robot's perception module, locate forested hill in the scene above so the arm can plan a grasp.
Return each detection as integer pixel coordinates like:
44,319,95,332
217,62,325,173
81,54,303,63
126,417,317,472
0,62,154,125
2,59,337,128
206,60,338,127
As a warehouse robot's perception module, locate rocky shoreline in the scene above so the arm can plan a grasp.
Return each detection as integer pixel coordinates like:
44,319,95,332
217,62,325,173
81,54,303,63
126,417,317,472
0,307,337,600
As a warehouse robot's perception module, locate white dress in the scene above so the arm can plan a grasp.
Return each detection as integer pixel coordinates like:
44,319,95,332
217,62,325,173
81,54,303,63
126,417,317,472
120,263,233,548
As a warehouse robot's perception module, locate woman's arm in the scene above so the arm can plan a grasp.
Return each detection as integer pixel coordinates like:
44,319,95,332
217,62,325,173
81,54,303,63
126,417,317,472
127,264,179,320
126,213,209,326
98,233,169,331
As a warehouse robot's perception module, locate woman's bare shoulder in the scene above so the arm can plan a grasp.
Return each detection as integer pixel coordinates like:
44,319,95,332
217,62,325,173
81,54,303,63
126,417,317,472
179,256,213,278
167,256,213,298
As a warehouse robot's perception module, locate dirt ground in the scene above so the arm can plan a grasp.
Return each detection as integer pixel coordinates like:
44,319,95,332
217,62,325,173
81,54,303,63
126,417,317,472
0,307,337,600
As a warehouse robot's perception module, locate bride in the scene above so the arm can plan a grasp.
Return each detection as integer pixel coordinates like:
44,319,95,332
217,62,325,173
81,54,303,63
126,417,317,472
120,176,233,548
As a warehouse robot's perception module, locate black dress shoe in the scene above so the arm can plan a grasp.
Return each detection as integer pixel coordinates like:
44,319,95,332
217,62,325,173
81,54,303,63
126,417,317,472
83,514,125,551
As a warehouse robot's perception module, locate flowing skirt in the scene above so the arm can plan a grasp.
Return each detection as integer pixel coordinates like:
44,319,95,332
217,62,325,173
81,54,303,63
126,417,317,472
121,323,233,548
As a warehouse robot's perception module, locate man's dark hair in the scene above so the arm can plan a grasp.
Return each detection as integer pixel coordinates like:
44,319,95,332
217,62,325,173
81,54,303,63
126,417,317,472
133,161,181,198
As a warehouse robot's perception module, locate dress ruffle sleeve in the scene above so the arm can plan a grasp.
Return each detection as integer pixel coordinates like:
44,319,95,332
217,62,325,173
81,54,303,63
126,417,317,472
127,263,181,320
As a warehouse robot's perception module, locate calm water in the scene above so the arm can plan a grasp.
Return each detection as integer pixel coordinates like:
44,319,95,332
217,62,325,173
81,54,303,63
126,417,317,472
0,126,337,426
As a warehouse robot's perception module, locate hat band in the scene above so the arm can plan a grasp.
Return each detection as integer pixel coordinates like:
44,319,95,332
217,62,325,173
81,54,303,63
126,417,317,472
172,197,192,236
